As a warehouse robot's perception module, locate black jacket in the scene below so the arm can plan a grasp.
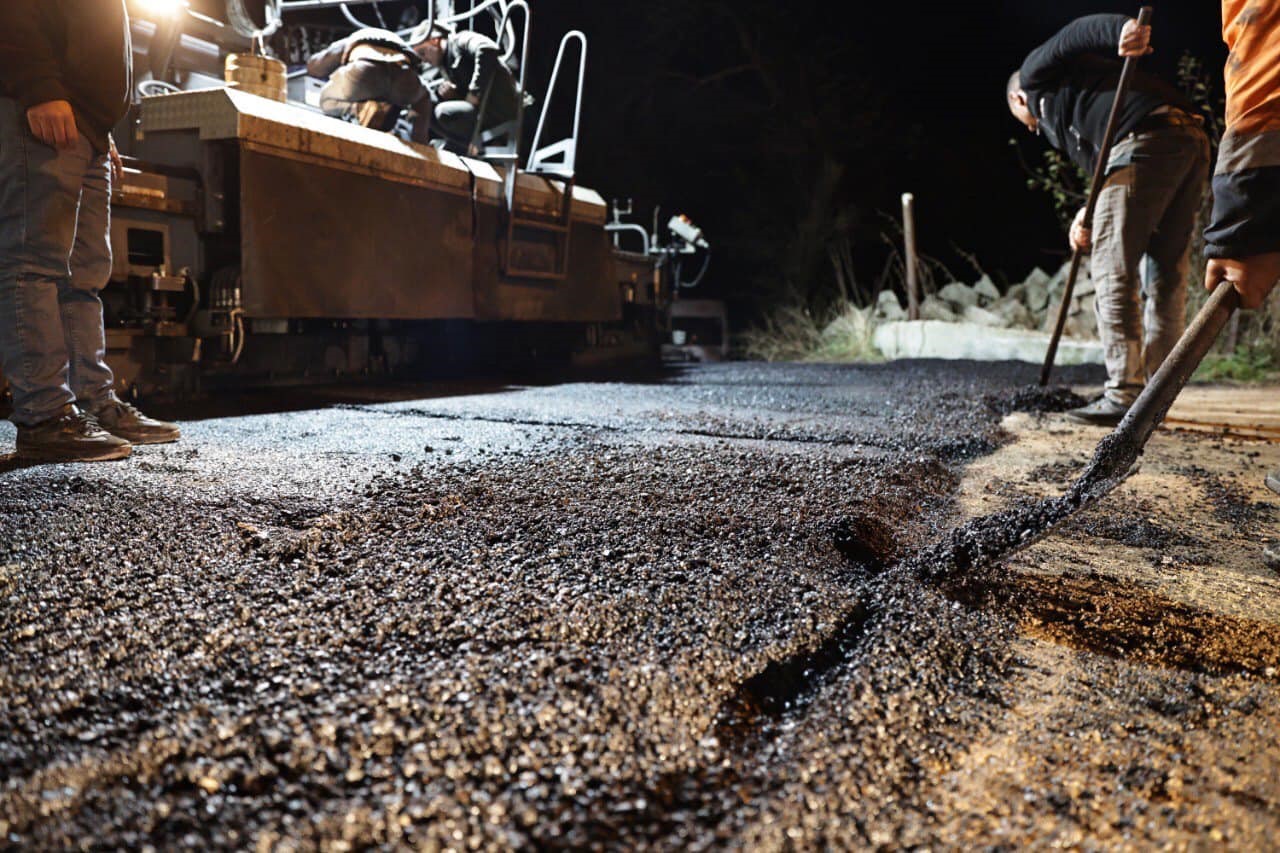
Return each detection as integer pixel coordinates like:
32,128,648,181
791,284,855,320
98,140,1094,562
443,31,517,124
0,0,132,153
1020,14,1191,173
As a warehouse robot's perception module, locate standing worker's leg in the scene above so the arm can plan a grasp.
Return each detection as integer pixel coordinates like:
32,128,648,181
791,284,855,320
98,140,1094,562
63,152,116,412
1143,128,1211,375
1088,165,1151,409
72,150,181,445
0,99,130,460
0,102,85,425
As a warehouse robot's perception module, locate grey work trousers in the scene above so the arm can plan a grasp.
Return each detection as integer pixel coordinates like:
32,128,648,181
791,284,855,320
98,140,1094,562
1090,123,1211,405
433,98,517,153
0,97,115,427
318,58,428,116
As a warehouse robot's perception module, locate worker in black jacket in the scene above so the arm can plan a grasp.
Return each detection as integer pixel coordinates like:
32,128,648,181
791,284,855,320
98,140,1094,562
0,0,179,461
409,23,519,154
1007,14,1211,426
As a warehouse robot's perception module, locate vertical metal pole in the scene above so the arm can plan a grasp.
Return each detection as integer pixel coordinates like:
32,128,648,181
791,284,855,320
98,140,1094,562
902,192,921,321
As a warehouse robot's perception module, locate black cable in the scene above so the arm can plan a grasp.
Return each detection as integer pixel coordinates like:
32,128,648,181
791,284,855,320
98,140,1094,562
679,251,711,289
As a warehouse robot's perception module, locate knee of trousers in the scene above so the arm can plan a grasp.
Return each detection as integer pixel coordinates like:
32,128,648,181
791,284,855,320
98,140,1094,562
1089,268,1141,310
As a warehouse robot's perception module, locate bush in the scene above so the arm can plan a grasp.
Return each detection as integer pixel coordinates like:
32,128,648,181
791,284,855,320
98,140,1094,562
740,300,881,363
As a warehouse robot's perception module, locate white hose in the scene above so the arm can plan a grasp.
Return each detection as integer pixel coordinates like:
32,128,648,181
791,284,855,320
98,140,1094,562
396,0,517,62
229,309,247,364
339,3,371,29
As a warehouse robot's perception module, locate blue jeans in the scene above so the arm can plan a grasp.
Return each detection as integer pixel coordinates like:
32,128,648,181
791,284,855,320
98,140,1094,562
0,97,115,427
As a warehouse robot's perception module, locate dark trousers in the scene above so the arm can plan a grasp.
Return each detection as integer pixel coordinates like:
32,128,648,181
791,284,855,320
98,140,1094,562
432,95,518,153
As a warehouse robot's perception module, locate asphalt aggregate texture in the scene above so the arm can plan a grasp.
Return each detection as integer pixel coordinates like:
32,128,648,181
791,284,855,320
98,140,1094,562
5,359,1272,849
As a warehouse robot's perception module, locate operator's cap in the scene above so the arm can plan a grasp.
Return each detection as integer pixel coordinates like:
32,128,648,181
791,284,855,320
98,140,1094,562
407,20,454,45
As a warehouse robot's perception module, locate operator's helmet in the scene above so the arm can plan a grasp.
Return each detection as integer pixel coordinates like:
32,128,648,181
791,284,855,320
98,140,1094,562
407,20,455,47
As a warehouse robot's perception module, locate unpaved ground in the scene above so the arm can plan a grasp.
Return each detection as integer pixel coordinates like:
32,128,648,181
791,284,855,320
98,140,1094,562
1,362,1278,849
936,398,1280,847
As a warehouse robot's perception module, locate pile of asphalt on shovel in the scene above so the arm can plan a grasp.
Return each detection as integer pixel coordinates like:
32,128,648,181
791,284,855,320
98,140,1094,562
2,373,1178,849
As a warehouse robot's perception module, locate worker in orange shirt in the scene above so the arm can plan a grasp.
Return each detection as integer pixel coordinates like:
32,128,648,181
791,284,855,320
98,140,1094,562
1203,2,1280,563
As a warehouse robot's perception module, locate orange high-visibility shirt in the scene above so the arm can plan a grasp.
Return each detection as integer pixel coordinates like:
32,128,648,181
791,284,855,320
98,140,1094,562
1222,0,1280,135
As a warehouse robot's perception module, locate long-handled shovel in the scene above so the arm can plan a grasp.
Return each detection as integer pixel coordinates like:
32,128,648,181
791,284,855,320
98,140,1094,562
939,283,1242,579
1091,281,1240,484
1040,5,1154,387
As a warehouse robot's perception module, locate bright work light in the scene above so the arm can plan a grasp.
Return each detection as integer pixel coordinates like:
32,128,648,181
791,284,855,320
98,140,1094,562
134,0,189,20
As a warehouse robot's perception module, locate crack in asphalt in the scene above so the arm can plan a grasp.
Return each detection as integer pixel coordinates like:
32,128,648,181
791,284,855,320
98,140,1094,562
334,403,896,451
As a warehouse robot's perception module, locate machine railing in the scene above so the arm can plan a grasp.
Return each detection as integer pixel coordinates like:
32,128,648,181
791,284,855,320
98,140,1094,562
471,0,530,170
527,30,586,179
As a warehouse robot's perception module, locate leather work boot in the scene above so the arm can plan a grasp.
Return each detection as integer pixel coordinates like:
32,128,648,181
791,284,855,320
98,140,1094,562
16,406,132,462
1066,396,1130,427
1266,469,1280,497
85,394,181,445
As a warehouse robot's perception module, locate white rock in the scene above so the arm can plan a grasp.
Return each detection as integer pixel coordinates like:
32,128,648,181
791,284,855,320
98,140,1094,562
919,295,958,322
973,275,1001,305
938,282,979,309
991,299,1036,330
1023,267,1051,291
1066,298,1099,339
1047,259,1095,298
1073,264,1097,297
874,288,907,321
1025,276,1051,313
963,304,1010,328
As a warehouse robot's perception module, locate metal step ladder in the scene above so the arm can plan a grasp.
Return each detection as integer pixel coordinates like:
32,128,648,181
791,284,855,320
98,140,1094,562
502,30,587,281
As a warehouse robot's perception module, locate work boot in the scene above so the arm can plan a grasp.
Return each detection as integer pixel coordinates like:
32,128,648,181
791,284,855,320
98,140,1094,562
85,394,181,445
1266,469,1280,496
15,405,132,462
1066,396,1130,427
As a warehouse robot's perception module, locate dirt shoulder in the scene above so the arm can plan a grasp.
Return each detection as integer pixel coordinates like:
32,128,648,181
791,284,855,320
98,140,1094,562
924,384,1280,848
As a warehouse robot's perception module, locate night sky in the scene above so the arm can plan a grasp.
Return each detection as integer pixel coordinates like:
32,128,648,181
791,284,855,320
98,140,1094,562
528,1,1229,316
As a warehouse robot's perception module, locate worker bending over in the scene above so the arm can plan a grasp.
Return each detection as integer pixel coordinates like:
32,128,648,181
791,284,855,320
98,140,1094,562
307,27,433,141
1008,14,1210,426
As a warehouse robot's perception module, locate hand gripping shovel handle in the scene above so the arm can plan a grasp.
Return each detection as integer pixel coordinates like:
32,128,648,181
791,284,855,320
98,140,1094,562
1040,6,1154,387
1111,281,1240,460
1000,282,1241,567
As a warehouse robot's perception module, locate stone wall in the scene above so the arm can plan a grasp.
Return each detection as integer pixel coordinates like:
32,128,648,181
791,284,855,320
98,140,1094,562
875,260,1099,341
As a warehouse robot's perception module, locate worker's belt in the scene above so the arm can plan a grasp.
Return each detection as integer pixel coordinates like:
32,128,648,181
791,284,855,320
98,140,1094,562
1133,108,1205,135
